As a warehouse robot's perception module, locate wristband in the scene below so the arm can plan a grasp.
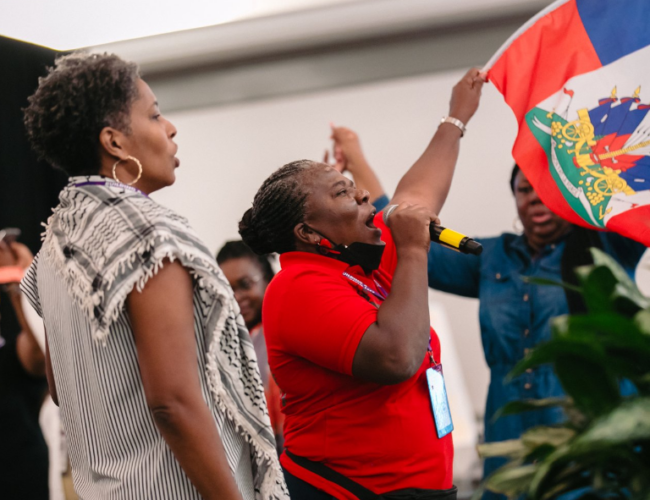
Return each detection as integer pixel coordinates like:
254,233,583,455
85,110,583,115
440,116,466,137
0,266,24,285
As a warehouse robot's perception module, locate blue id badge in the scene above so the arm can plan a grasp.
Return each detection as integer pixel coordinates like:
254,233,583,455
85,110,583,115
426,364,454,439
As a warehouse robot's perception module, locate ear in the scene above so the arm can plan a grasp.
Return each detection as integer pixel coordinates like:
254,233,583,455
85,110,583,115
293,223,320,247
98,126,129,161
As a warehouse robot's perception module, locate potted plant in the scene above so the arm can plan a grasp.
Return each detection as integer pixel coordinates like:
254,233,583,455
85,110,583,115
476,248,650,499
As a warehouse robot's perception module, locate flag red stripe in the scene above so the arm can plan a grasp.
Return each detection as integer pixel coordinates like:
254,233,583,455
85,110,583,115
488,1,602,126
608,207,650,246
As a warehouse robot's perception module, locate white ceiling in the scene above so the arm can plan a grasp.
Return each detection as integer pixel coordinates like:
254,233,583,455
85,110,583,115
89,0,547,75
0,0,355,50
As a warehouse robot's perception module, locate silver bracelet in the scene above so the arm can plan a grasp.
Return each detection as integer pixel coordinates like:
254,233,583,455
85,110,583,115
440,116,466,137
384,204,398,222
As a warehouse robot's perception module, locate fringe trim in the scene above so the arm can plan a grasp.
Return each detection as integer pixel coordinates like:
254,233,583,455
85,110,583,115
206,334,289,500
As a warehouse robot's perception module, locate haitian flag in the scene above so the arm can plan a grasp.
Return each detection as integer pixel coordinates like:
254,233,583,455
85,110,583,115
485,0,650,245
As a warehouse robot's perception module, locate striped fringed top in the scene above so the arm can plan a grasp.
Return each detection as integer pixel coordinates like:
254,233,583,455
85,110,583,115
22,255,256,500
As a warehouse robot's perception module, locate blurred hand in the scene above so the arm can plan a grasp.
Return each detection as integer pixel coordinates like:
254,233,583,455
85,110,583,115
0,241,17,267
448,68,487,125
10,242,34,270
324,124,369,174
387,203,439,254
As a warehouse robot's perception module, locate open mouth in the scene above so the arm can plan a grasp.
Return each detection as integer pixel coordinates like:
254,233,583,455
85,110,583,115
365,211,377,228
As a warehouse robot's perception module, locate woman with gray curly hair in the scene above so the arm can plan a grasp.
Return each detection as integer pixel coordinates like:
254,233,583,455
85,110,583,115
20,52,289,500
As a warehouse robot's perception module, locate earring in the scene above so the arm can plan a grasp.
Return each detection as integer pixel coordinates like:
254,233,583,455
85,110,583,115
112,156,143,186
513,217,524,233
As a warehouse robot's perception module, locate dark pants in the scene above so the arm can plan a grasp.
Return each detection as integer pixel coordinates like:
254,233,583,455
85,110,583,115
284,468,335,500
283,467,458,500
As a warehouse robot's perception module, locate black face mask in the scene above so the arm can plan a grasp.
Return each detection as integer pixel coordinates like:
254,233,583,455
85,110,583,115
315,231,385,273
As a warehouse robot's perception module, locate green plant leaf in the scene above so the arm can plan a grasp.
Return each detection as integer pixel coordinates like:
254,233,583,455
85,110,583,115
578,265,617,313
554,355,620,417
591,249,650,311
477,439,527,459
571,397,650,451
521,426,576,449
510,339,607,379
525,443,557,463
635,309,650,335
494,398,569,420
550,314,650,380
537,463,592,500
485,464,538,496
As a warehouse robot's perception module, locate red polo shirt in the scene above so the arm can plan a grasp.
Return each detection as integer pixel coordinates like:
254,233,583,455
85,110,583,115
263,213,453,498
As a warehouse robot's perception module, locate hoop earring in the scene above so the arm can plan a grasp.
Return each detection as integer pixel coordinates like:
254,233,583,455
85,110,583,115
513,217,524,233
112,156,143,186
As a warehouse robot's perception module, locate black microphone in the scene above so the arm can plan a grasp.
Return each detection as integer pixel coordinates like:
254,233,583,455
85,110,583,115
383,205,483,256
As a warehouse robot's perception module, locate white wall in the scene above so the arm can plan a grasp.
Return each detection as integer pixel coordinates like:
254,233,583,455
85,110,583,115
152,68,650,419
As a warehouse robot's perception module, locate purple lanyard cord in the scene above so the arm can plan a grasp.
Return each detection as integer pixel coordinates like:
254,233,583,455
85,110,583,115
72,180,149,198
343,271,438,364
342,272,388,302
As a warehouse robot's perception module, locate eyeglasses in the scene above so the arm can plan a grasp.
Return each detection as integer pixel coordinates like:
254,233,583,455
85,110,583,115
231,274,263,294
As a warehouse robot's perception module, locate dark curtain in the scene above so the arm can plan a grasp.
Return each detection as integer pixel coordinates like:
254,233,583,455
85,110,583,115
0,36,67,255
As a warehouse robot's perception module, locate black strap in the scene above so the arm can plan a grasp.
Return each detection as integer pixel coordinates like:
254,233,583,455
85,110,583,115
284,450,382,500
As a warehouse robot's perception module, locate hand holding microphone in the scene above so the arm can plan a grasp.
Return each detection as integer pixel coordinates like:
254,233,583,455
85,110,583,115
383,204,483,256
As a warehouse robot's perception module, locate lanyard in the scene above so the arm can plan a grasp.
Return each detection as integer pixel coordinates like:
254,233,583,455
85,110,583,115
72,180,149,198
342,272,388,302
427,338,438,366
343,271,438,364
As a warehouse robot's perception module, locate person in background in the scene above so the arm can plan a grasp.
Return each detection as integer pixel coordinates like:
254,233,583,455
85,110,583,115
240,68,485,500
327,130,647,499
0,239,48,499
217,241,284,453
20,52,288,500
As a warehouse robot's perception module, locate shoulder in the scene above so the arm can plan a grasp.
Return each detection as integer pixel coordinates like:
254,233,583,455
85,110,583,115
267,257,345,300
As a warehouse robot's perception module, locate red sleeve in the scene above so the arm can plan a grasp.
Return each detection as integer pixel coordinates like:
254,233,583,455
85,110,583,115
375,211,398,277
267,270,378,376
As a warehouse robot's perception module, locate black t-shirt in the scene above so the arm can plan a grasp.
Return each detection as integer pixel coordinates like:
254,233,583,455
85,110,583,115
0,288,49,496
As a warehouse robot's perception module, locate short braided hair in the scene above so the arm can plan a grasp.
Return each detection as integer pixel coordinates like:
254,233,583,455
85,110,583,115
239,160,319,255
23,52,140,176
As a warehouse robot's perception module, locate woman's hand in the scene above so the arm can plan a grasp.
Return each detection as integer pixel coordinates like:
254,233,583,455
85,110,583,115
0,241,17,267
328,125,368,174
324,124,387,203
387,203,439,254
448,68,487,125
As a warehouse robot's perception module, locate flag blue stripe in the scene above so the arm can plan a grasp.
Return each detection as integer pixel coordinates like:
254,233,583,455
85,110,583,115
577,0,650,66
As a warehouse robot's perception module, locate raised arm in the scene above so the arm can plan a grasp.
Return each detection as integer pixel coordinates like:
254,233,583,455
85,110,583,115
353,204,434,384
392,68,485,215
127,260,243,500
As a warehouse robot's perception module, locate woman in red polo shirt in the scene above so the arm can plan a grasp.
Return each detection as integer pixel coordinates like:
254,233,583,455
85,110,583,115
239,68,485,500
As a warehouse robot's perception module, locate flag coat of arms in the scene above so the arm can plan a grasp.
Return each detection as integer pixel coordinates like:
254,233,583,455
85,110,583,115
485,0,650,245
